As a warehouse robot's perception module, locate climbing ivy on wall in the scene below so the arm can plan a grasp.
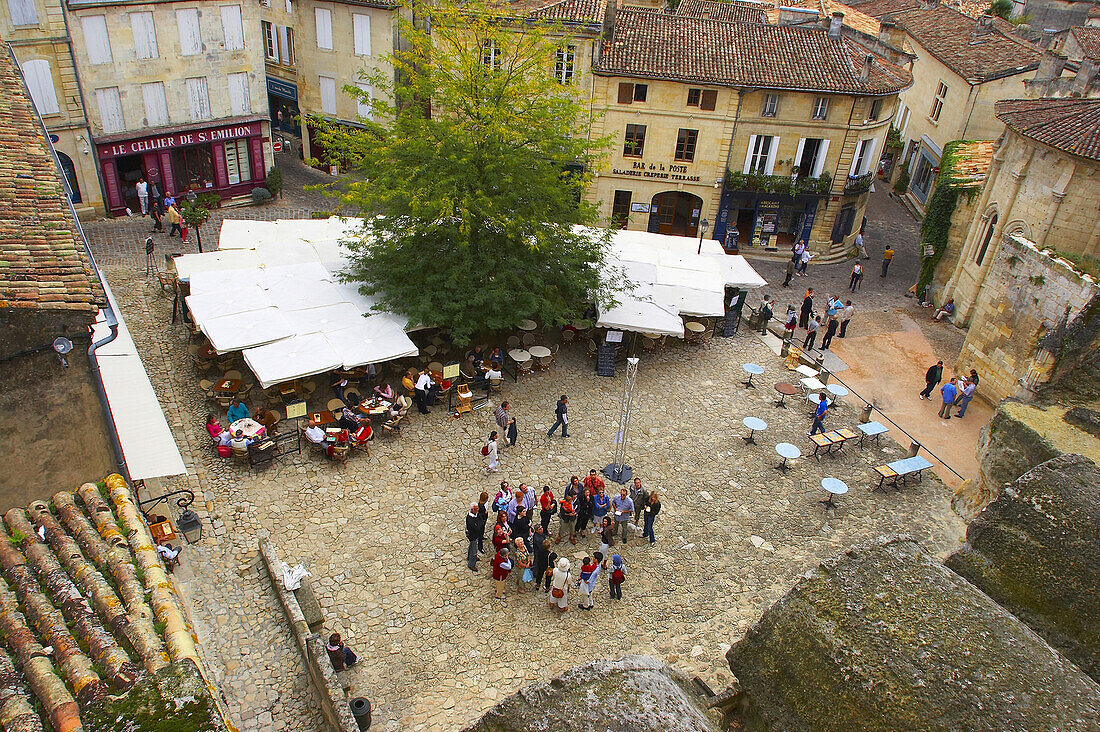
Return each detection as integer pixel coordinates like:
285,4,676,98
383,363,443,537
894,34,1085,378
916,141,981,296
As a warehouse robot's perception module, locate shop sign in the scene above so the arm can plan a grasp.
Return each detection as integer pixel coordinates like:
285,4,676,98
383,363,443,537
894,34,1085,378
610,160,702,183
266,76,298,101
630,202,649,212
98,122,261,159
753,199,781,247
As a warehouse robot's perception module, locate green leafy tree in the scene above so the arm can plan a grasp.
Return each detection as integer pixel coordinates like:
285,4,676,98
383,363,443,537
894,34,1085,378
989,0,1013,19
307,0,623,343
180,193,218,253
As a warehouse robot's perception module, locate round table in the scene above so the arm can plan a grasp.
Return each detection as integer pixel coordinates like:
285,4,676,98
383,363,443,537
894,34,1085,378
742,362,765,388
518,319,537,332
508,348,531,363
427,361,444,373
230,418,265,439
774,382,798,408
198,343,217,359
528,345,551,358
826,383,850,405
742,416,767,445
685,321,705,333
774,442,801,472
820,478,849,511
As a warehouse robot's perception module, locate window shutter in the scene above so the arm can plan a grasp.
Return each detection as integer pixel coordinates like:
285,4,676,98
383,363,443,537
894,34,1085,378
813,139,829,178
228,72,250,115
765,136,780,175
862,138,878,175
142,82,169,126
743,134,757,174
700,89,717,111
7,0,39,26
315,8,332,50
356,82,372,120
277,25,291,64
353,14,370,56
319,75,336,115
22,59,59,115
793,138,806,173
220,5,244,51
96,87,124,133
617,82,633,104
186,76,211,120
82,16,113,64
131,12,158,59
176,9,201,56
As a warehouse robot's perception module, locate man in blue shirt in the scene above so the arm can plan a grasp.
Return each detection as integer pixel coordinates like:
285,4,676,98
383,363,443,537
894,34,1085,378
938,378,958,420
810,393,829,435
612,488,634,544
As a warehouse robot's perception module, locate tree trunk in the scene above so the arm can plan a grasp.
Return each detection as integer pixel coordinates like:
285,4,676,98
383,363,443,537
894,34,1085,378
31,500,169,675
5,510,140,692
0,539,103,704
0,645,45,732
0,583,83,732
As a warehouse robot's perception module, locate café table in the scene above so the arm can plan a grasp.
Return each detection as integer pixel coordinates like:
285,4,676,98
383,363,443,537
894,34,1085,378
324,427,349,444
528,345,551,359
774,442,801,472
741,362,765,388
359,398,392,420
808,432,835,458
212,378,242,395
774,382,798,407
820,478,848,511
800,377,826,394
309,410,336,426
826,383,850,405
198,342,218,359
230,418,265,439
518,319,537,332
742,416,767,445
685,322,706,342
857,421,889,447
508,348,531,363
794,364,819,379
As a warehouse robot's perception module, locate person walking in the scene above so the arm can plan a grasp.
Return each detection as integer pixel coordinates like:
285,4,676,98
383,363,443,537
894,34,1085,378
608,554,626,600
855,230,870,259
799,288,814,329
783,257,796,287
881,246,894,277
641,492,660,544
167,202,183,238
799,247,812,275
758,295,773,334
465,504,481,571
938,378,958,420
955,375,977,417
849,262,863,292
810,393,829,435
547,395,569,438
803,316,819,351
784,306,797,336
839,300,855,338
149,198,163,232
612,487,634,545
494,401,511,444
491,546,511,600
820,313,839,350
548,558,571,613
136,176,149,216
483,431,499,474
919,361,944,400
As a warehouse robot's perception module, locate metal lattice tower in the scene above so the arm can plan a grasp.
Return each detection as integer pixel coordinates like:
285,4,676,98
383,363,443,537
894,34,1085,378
605,357,639,483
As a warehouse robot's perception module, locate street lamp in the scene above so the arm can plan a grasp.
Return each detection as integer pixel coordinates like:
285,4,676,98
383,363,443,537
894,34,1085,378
696,217,710,255
177,509,203,543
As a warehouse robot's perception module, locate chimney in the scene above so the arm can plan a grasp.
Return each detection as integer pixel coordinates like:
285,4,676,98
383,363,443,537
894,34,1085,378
973,14,994,36
779,6,818,25
877,18,905,47
860,54,874,82
1072,57,1098,95
828,11,844,38
1035,48,1067,82
601,0,617,42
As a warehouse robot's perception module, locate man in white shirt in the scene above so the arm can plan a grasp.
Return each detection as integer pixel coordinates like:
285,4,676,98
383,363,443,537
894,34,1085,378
415,370,433,414
135,177,149,215
304,420,325,444
839,300,855,338
855,231,869,259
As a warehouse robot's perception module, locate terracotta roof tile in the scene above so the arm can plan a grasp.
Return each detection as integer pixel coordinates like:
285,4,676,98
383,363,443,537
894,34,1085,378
0,49,104,313
596,7,912,93
1070,26,1100,61
942,139,994,187
488,0,605,24
677,0,768,24
995,98,1100,162
850,2,1041,82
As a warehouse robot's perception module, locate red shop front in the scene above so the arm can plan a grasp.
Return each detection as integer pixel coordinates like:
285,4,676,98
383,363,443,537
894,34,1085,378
95,116,268,215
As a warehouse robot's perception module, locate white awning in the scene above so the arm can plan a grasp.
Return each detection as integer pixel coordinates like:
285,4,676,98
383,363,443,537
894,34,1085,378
243,333,344,389
324,315,420,368
596,287,685,337
92,279,186,481
202,308,296,352
278,302,366,335
185,285,272,322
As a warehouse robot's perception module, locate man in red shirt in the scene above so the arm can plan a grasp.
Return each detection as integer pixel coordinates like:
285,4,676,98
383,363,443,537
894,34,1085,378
539,486,557,533
491,547,512,600
582,469,605,494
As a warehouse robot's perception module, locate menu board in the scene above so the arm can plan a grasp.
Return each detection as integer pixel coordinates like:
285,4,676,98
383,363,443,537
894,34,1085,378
596,343,616,377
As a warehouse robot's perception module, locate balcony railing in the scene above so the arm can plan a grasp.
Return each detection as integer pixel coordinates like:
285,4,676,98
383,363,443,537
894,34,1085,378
724,171,832,196
845,172,875,195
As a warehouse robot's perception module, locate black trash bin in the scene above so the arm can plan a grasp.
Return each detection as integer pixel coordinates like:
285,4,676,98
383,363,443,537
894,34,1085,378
351,697,371,730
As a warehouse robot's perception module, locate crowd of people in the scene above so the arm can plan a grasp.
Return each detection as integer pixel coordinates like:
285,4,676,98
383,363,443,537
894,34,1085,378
464,471,661,612
920,362,979,419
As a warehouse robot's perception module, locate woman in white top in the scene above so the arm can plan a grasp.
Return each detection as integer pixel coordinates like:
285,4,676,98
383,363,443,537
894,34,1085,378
484,431,499,474
549,558,571,613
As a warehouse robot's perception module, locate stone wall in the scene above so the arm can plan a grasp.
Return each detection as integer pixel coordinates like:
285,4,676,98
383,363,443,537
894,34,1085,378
259,539,358,732
956,233,1099,404
0,309,114,506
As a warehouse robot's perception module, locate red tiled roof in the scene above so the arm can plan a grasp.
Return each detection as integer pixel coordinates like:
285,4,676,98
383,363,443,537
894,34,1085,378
529,0,605,23
596,7,912,93
996,98,1100,162
851,2,1041,82
942,139,994,187
0,50,104,313
1070,26,1100,61
677,0,768,24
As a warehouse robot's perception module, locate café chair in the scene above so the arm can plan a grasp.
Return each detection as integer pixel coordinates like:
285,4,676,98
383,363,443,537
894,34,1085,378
231,443,250,464
586,339,598,359
329,444,350,462
199,379,214,398
506,335,521,348
517,359,534,380
561,329,575,344
216,395,233,409
489,377,503,395
224,369,242,382
327,398,345,412
521,332,535,346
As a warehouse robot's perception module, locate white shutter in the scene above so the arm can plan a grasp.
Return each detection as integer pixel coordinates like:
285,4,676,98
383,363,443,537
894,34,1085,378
315,8,332,50
743,134,757,175
352,13,370,56
21,59,59,115
793,138,806,175
356,82,372,119
130,12,158,60
220,5,244,50
764,135,780,175
849,139,865,176
862,138,878,175
277,25,291,64
812,139,829,178
95,87,124,133
142,82,169,126
319,75,336,115
228,72,250,115
7,0,39,26
186,76,211,120
82,16,113,64
177,8,202,56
